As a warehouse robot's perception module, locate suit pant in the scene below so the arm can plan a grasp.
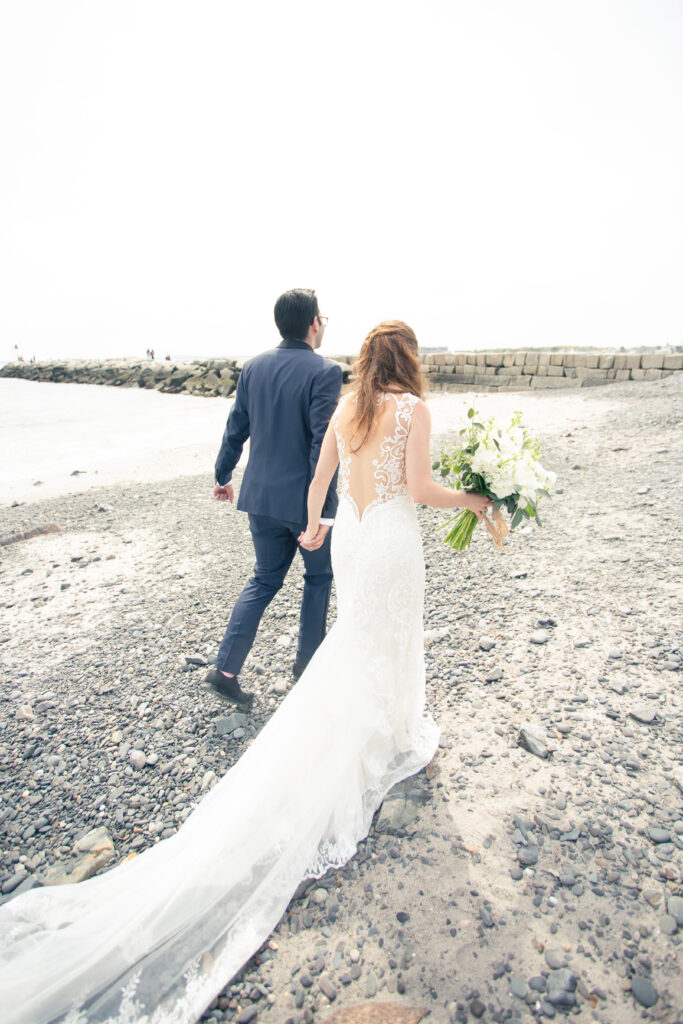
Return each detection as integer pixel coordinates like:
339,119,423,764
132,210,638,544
216,513,333,676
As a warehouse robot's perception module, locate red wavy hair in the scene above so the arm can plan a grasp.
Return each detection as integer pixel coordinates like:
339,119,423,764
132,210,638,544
349,320,425,452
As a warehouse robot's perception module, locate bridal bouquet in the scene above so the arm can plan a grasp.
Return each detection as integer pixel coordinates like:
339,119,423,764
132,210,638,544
433,407,556,551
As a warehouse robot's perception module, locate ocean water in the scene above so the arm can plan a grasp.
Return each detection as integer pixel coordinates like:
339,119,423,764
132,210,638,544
1,378,236,506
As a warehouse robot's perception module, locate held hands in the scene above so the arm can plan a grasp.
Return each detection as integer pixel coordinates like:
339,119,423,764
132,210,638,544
213,483,234,503
298,523,330,551
462,492,493,520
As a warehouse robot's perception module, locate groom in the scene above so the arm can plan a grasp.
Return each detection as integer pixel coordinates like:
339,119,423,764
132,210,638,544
205,288,343,706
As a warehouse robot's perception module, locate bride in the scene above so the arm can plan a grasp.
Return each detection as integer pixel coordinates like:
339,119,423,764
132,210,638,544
0,321,490,1024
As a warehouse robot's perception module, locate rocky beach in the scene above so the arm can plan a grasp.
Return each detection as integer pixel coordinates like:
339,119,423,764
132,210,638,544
1,374,682,1024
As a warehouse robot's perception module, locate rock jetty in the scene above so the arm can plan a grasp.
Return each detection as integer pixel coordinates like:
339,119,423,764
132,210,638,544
0,358,242,398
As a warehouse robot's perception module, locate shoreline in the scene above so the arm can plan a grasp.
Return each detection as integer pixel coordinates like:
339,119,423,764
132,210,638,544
1,376,629,508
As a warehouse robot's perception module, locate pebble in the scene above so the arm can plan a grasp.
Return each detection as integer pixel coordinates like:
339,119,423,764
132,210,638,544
630,977,658,1008
1,869,28,895
129,749,146,770
235,1008,259,1024
510,977,527,999
318,975,336,1001
518,725,549,759
667,895,683,926
546,968,577,1007
517,845,538,867
629,706,656,724
530,630,549,645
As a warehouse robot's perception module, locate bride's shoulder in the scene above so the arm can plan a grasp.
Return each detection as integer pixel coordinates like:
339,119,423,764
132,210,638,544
397,391,425,411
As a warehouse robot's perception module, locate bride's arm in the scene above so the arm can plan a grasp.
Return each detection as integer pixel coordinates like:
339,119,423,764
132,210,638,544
300,422,340,545
406,401,491,516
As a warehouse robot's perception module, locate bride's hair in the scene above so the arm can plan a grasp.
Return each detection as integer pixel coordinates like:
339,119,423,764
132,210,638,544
349,320,425,452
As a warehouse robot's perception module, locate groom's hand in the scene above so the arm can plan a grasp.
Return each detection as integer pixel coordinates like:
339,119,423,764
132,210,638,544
213,483,234,503
298,524,330,551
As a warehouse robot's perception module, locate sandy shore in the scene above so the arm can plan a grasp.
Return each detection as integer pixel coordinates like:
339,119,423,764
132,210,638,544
0,375,681,1023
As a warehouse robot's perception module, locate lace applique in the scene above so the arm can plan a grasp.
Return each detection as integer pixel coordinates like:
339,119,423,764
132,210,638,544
333,392,419,523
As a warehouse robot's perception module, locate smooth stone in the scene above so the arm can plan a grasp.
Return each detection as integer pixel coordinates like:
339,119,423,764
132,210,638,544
630,706,656,724
546,969,577,1007
1,869,28,895
365,973,378,998
479,638,496,651
630,977,658,1008
517,845,538,867
660,914,678,935
479,907,494,928
530,630,549,645
649,828,671,844
510,977,527,999
545,949,567,969
235,1008,259,1024
129,749,146,770
667,895,683,926
318,975,336,1001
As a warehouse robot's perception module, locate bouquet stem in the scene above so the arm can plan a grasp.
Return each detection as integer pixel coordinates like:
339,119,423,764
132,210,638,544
442,509,478,551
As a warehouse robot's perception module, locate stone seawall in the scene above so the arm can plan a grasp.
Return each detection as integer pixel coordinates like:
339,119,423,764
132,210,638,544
2,350,681,395
416,349,683,392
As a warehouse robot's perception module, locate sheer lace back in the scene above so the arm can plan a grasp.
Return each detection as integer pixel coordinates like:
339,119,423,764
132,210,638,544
333,391,420,523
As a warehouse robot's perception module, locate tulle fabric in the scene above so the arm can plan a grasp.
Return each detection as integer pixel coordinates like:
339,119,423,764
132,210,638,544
0,395,439,1024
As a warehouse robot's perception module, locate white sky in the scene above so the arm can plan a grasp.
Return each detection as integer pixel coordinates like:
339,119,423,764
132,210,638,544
1,0,682,362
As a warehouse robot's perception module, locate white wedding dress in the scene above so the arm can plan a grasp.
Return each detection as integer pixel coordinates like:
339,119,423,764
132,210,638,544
0,392,439,1024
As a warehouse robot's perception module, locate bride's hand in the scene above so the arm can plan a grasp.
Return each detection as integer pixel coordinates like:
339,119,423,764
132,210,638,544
463,493,493,520
298,524,329,551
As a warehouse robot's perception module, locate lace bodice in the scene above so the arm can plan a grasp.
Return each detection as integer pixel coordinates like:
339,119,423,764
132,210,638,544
333,391,420,523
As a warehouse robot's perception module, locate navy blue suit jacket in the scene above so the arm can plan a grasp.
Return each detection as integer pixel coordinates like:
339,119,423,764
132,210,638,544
215,339,343,528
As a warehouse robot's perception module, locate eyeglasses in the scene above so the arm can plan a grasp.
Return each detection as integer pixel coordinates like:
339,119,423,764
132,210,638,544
317,315,328,327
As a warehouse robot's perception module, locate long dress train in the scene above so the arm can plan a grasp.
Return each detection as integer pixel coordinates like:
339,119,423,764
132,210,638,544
0,392,439,1024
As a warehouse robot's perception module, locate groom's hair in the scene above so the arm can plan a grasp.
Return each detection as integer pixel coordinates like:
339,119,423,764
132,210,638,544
274,289,319,341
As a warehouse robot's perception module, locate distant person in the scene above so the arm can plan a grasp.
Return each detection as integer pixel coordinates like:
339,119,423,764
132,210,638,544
150,348,155,360
205,288,342,705
165,354,171,361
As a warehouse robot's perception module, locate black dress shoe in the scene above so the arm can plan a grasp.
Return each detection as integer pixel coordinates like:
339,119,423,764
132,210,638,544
203,668,254,707
292,662,307,681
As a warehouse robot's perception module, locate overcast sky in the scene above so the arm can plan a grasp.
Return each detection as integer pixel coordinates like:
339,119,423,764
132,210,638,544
1,0,681,362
